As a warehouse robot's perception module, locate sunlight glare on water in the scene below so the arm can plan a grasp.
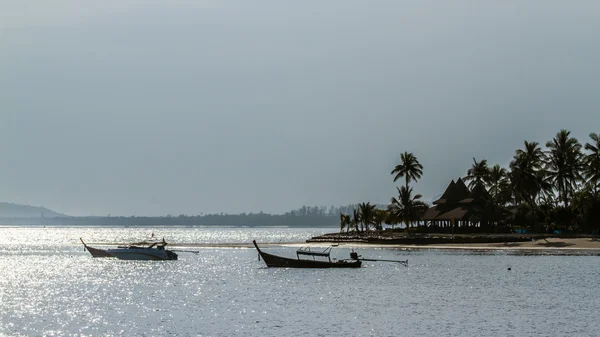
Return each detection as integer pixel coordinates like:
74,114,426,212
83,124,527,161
1,227,600,336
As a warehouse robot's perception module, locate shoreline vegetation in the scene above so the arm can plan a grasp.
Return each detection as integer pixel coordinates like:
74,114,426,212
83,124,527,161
337,129,600,240
300,129,600,254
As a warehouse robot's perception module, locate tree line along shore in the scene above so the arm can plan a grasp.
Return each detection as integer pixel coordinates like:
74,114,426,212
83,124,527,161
329,129,600,243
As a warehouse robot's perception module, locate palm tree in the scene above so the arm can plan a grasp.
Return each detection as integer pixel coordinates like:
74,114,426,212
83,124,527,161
391,152,424,190
509,141,546,207
464,158,490,189
339,213,351,234
346,214,352,233
517,141,546,170
535,170,554,205
584,132,600,194
509,158,526,206
389,186,428,232
487,164,508,203
373,209,387,232
545,130,583,207
352,209,361,232
496,178,514,206
358,202,377,233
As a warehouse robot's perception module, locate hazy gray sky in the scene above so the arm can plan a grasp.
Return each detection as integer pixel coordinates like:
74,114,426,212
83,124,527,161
1,1,599,216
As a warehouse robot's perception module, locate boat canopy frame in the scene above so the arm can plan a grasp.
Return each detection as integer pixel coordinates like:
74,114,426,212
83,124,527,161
296,246,334,261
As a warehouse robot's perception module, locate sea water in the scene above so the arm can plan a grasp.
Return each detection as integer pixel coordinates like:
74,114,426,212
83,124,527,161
1,227,599,336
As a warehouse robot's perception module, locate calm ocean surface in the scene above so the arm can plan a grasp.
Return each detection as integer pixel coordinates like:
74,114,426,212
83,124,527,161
1,226,599,337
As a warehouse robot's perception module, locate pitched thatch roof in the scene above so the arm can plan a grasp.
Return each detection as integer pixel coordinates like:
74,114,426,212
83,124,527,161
454,178,471,201
423,179,507,222
434,206,471,220
469,182,491,202
432,178,472,205
422,206,443,220
432,180,455,205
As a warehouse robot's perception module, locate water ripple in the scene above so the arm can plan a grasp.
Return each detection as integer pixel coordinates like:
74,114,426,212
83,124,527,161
1,227,599,336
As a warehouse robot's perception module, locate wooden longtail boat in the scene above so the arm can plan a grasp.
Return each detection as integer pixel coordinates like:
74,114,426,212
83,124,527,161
252,240,362,268
80,238,113,258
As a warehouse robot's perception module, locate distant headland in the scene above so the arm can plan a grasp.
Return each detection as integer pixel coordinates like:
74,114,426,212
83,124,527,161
0,202,69,218
0,203,360,227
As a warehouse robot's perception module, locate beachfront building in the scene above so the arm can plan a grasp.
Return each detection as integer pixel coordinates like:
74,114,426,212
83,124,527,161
422,178,508,232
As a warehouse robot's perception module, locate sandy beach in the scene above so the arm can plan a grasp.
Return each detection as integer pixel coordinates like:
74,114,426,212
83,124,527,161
427,237,600,250
286,237,600,255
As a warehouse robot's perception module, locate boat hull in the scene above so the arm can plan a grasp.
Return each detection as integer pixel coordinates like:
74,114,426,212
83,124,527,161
84,245,113,258
106,248,177,260
81,238,113,258
253,240,361,268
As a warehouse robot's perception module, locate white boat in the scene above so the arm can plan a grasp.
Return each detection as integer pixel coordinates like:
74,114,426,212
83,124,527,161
106,239,178,260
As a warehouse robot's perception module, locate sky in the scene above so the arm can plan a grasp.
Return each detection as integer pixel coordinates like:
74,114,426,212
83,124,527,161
1,1,599,216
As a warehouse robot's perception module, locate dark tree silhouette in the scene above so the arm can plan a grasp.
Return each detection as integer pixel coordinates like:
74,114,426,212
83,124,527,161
464,158,490,189
391,152,423,190
545,130,583,207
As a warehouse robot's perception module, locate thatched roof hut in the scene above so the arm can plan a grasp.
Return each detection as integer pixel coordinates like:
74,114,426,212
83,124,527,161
423,178,506,230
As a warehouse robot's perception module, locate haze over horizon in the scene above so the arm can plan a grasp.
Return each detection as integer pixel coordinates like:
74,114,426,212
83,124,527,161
2,1,599,216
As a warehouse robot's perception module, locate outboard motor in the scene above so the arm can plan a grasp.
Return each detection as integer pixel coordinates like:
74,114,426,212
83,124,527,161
166,251,178,260
350,251,359,260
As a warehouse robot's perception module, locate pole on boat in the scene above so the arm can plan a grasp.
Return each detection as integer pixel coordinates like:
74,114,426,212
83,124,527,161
171,249,200,254
350,250,408,266
358,258,408,266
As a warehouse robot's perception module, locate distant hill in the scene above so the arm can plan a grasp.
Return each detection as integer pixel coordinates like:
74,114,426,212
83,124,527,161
0,202,68,218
